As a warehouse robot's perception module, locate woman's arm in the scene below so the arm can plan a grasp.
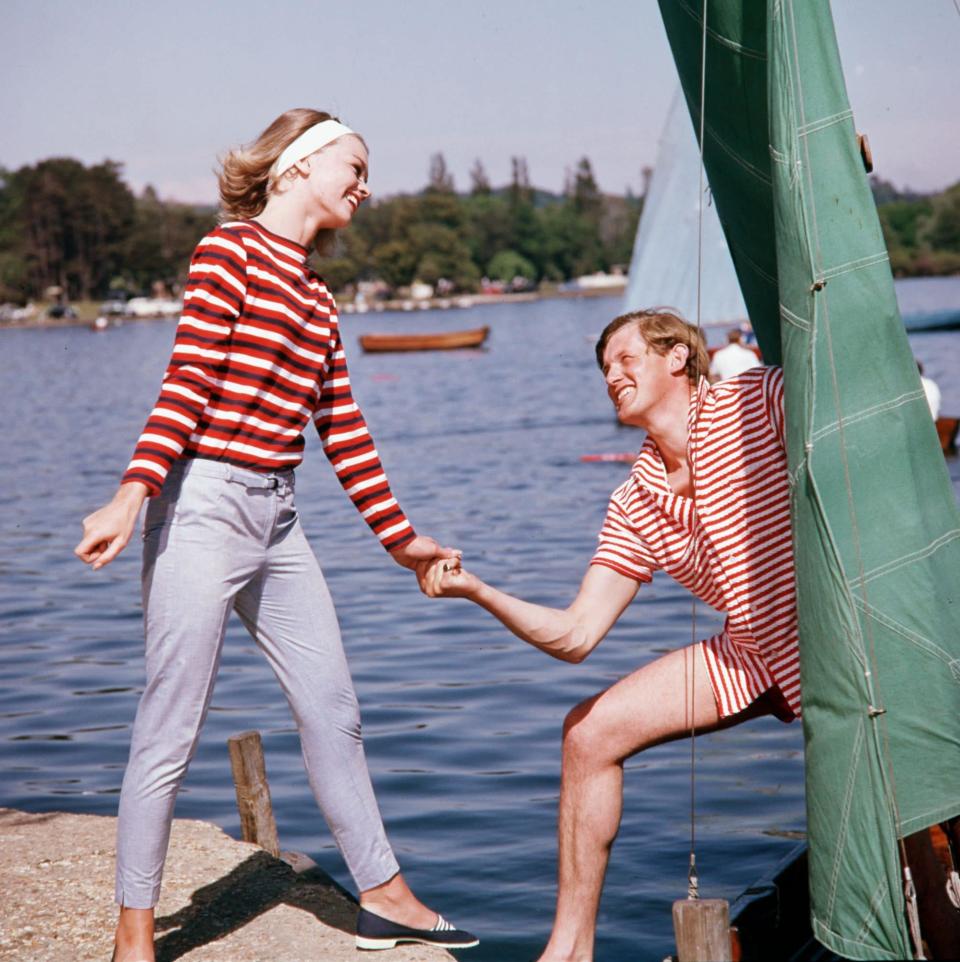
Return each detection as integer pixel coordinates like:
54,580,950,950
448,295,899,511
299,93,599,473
76,228,247,570
123,227,248,495
313,324,418,554
417,560,640,663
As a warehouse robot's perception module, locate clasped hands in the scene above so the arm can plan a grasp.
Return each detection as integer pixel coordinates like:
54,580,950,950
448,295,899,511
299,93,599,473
387,535,475,598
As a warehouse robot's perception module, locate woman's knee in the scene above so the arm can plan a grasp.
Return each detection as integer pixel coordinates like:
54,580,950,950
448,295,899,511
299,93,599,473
295,686,362,744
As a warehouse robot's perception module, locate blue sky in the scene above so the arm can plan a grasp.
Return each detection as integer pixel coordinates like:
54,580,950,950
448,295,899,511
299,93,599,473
3,1,958,203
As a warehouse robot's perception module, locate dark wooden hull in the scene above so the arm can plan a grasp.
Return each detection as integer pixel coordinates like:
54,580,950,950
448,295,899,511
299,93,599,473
358,325,489,353
730,845,840,961
938,417,959,455
731,826,955,961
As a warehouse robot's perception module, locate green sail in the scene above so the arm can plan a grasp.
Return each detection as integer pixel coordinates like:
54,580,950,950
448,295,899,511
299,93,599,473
657,1,960,957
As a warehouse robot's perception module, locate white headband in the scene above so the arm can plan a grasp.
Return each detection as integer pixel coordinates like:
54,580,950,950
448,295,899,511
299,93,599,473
272,120,356,179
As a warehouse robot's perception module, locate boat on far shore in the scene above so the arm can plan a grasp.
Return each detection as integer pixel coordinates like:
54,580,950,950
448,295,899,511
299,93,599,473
358,325,489,353
938,416,959,454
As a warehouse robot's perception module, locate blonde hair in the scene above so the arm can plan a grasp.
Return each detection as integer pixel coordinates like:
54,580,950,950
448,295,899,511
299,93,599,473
218,108,350,255
595,308,709,385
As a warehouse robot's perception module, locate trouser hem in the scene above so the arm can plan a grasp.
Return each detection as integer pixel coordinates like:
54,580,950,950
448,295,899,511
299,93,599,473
354,853,402,894
115,882,161,910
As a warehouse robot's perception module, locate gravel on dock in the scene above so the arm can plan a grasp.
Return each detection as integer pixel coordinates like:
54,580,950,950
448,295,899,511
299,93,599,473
0,808,456,962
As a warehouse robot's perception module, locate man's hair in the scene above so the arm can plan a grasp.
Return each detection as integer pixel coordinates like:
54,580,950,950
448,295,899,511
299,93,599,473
595,308,709,385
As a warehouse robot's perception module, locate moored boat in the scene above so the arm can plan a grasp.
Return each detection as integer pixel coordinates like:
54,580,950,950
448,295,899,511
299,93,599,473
358,325,489,353
655,1,960,958
938,417,959,455
731,824,957,961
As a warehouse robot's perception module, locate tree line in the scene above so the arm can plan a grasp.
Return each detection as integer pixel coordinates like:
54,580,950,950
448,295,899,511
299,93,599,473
0,156,956,305
873,178,960,276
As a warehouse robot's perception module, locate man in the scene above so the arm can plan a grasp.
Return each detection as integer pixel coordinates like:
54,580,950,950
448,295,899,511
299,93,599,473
417,308,959,961
918,360,942,420
709,326,760,381
419,309,797,961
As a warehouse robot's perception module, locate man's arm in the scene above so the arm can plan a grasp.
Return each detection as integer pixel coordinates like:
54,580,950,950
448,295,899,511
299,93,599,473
417,560,640,663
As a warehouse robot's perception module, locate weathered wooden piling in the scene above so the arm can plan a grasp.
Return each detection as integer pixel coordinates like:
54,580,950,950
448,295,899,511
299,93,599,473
673,898,733,962
227,730,280,857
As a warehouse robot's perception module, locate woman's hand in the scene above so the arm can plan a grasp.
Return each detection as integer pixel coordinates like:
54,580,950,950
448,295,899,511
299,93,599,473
74,482,149,570
415,557,480,599
389,534,460,571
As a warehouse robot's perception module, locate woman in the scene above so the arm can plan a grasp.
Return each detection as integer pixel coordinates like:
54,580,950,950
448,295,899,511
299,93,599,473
75,109,478,960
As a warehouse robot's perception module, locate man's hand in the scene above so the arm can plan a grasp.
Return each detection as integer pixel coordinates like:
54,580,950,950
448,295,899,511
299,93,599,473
416,557,481,599
388,534,461,571
74,482,149,570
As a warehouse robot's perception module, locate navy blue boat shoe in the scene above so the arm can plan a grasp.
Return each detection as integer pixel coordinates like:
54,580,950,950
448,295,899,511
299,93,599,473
355,907,480,950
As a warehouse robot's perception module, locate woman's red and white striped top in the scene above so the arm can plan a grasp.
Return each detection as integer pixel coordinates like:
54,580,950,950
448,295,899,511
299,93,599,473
591,367,801,718
122,220,415,551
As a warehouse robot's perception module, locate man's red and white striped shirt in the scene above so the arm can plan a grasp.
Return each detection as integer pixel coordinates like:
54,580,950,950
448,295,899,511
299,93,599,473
122,220,414,552
591,367,801,719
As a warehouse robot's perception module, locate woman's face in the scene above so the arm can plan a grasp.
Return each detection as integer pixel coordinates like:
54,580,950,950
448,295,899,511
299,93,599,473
303,134,371,229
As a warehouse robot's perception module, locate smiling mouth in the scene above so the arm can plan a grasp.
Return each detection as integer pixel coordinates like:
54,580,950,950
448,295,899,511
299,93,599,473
615,386,635,407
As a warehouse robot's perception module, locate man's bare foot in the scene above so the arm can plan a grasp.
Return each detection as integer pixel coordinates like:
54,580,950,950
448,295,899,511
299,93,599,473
113,905,155,962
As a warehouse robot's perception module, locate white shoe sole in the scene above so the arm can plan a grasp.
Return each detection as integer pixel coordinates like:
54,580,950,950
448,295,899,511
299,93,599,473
356,934,480,950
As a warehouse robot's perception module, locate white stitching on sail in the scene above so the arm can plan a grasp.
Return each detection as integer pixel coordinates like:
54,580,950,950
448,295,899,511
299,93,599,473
809,390,927,443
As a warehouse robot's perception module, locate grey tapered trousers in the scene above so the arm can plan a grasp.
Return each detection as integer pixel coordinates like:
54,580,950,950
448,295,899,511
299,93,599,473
115,457,399,908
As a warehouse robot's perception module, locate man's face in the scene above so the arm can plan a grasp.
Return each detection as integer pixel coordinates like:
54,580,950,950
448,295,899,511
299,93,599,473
601,324,680,427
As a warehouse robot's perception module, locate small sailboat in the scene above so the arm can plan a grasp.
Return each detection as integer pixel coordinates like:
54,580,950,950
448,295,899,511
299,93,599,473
624,89,748,326
651,1,960,959
358,325,489,353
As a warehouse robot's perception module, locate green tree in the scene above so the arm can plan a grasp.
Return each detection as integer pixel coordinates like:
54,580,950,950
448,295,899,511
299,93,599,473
10,158,136,300
486,249,537,284
464,193,513,273
427,152,455,193
924,183,960,253
469,159,491,196
314,227,371,292
878,199,932,251
571,156,603,225
124,187,216,293
372,239,419,289
408,223,479,291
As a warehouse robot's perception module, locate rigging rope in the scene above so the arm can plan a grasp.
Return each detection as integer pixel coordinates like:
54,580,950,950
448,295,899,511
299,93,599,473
686,0,710,904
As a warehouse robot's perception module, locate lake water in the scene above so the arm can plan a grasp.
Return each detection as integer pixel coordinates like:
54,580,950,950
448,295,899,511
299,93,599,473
2,278,959,961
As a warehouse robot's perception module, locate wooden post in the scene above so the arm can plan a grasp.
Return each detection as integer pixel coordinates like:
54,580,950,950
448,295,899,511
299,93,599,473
673,898,733,962
227,730,280,857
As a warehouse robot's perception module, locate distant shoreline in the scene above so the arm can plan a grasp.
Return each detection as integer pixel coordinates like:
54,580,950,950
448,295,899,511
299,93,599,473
0,284,628,332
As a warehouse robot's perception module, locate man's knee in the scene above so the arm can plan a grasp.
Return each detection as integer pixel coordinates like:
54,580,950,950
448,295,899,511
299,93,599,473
562,695,613,763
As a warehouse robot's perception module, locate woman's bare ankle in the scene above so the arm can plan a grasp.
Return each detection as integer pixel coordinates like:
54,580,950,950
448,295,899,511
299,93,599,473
114,905,155,962
359,872,437,929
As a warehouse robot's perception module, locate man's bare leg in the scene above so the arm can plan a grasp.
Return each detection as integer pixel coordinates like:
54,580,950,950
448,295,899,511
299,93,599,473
537,645,775,962
113,906,154,962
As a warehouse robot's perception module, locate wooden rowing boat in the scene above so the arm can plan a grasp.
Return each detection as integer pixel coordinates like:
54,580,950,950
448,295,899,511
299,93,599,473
358,325,489,353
